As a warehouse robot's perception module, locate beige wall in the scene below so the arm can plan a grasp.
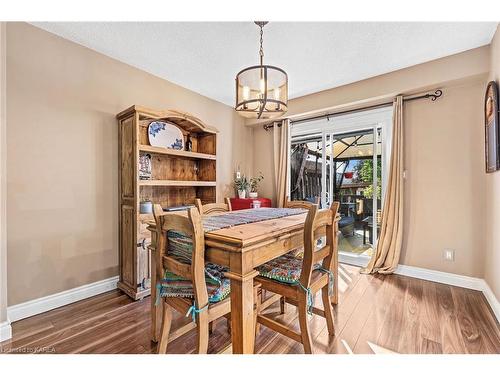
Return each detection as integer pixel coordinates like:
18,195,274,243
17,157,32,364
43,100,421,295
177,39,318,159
253,49,489,278
6,23,253,305
485,25,500,299
401,79,485,277
1,22,7,325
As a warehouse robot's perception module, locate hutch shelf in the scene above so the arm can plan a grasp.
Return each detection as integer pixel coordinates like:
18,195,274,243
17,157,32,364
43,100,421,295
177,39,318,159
116,105,218,300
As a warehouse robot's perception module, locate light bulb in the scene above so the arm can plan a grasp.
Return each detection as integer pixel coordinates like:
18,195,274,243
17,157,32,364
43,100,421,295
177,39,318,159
242,85,250,100
259,79,265,94
273,87,280,100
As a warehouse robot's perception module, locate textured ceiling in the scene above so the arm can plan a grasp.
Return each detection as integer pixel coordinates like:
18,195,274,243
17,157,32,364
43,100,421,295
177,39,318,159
32,22,498,106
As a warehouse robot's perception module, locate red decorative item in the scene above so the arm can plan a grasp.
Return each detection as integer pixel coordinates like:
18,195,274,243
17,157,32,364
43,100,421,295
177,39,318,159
344,171,353,179
230,198,272,211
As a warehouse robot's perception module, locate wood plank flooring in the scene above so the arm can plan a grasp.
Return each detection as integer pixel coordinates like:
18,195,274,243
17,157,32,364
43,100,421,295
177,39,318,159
1,264,499,354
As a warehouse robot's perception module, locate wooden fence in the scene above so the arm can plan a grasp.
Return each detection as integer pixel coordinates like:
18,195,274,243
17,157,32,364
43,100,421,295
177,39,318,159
291,170,327,202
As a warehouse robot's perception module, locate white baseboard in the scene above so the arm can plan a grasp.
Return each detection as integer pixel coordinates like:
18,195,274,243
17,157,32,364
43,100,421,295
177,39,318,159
0,319,12,342
477,279,500,324
7,276,119,323
394,264,483,290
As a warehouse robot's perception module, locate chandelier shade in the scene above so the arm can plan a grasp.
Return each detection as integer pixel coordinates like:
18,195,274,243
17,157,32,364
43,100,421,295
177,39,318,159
235,65,288,119
235,22,288,119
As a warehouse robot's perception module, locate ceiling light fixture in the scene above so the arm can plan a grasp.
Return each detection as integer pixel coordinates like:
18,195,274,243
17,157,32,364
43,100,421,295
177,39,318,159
235,21,288,119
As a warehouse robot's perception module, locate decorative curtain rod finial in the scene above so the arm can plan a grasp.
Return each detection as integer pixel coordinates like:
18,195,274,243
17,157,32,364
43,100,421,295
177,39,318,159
430,89,443,101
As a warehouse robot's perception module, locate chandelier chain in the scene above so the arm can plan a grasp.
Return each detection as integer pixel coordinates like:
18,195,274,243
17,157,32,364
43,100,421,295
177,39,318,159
259,24,264,64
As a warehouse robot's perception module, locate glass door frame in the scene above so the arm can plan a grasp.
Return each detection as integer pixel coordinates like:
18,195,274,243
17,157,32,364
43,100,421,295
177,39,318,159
289,106,393,267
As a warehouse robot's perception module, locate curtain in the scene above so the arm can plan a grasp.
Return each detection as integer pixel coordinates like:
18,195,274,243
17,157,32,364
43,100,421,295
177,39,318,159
362,96,404,274
273,119,290,208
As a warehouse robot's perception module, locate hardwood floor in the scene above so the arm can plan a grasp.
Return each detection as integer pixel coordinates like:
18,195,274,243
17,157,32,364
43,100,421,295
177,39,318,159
1,264,499,354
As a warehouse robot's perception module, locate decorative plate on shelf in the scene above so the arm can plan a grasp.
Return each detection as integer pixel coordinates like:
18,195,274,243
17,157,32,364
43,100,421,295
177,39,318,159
148,121,184,150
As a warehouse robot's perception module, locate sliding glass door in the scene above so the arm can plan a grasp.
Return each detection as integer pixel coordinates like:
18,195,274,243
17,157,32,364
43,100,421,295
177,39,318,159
330,127,382,258
289,107,392,265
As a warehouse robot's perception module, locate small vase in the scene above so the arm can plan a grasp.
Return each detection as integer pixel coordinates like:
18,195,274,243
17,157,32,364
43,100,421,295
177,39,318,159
238,190,246,199
249,192,258,199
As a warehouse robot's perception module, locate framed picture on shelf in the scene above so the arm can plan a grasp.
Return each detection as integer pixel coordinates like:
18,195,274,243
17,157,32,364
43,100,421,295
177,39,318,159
139,153,152,180
485,81,500,173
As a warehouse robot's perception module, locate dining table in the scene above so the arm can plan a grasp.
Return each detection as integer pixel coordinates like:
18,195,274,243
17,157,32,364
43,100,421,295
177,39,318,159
147,207,326,354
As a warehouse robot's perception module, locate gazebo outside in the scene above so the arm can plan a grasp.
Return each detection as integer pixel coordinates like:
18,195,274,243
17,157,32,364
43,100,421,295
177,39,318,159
290,128,382,256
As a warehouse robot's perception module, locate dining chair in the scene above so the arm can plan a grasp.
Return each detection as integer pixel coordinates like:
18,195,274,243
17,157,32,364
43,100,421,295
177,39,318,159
195,197,232,215
284,196,315,209
255,202,340,354
153,204,260,354
154,205,233,354
272,197,317,314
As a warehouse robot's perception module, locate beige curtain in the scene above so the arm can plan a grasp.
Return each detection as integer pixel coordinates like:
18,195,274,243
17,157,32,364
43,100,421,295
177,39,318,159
362,96,404,274
273,119,290,208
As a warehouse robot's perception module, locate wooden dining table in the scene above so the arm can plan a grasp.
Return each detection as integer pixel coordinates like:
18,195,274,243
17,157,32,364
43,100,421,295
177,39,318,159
147,208,313,354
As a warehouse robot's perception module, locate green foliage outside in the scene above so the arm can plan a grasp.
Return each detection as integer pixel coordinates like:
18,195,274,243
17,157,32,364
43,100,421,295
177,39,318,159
354,158,382,199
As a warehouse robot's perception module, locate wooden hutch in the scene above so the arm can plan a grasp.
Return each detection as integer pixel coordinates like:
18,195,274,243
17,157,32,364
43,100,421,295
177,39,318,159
116,106,218,300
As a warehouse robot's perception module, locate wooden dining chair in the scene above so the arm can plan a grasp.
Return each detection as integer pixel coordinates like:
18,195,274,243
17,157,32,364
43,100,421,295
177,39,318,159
284,196,315,210
154,205,233,354
255,202,340,354
195,198,232,215
153,204,261,354
274,197,317,313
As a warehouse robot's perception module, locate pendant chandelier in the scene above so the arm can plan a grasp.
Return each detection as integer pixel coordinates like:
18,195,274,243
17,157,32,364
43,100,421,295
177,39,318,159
235,21,288,119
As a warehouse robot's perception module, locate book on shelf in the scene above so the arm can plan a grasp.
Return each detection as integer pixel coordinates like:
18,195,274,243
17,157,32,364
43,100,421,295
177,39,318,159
163,205,195,212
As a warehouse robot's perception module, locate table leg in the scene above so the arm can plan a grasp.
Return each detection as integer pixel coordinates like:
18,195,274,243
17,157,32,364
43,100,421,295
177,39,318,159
226,267,259,354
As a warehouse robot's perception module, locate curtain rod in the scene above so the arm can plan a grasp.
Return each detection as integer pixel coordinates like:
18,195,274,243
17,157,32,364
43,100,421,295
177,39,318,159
263,89,443,130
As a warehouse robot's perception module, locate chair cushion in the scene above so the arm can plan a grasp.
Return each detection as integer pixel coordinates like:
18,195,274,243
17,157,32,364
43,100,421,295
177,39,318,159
339,216,355,228
257,253,321,284
158,263,230,303
290,247,304,258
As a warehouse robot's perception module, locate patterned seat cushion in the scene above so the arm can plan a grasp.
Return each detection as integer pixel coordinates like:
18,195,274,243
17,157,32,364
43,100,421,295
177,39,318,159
290,247,304,258
257,253,321,284
157,263,230,303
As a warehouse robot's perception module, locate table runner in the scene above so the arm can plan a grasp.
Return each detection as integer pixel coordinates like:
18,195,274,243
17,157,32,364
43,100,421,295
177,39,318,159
201,207,306,232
